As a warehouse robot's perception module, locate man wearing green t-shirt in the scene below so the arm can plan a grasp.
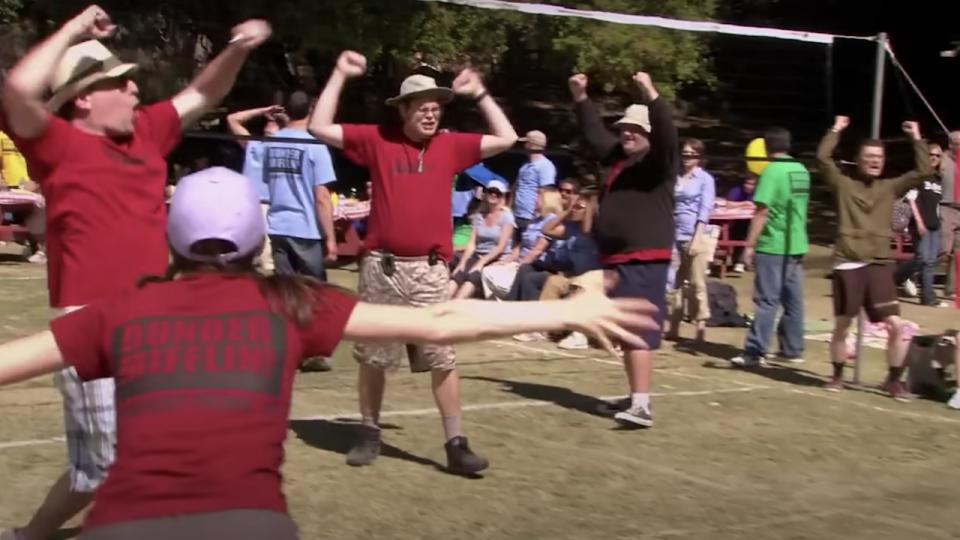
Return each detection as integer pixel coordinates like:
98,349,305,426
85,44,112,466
731,127,810,367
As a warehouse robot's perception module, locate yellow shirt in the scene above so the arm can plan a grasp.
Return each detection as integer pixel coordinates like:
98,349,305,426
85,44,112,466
1,130,30,188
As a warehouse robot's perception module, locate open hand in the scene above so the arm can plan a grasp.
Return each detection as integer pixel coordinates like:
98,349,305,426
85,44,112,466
67,5,116,40
568,74,588,102
452,68,485,99
335,50,367,78
563,291,659,359
230,19,272,50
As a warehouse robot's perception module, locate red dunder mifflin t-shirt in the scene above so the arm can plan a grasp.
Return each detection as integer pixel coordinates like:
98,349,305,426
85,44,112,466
8,102,180,307
341,125,482,261
50,272,358,529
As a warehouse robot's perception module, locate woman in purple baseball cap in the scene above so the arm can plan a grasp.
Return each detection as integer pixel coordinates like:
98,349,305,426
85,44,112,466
0,166,657,539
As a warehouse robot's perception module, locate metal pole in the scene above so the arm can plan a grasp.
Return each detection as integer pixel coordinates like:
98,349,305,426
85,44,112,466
853,32,888,385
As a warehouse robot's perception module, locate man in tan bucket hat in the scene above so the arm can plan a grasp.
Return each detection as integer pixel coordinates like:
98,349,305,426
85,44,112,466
309,51,517,476
0,5,271,540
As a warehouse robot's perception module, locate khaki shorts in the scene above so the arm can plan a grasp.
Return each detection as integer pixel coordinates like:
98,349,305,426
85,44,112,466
832,263,900,323
352,251,455,372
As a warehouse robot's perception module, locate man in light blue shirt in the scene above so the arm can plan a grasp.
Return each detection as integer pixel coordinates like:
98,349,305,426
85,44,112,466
513,130,556,238
228,104,286,272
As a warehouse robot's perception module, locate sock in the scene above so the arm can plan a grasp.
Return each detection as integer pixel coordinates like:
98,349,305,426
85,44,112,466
442,415,463,443
631,392,650,411
361,415,380,430
888,365,905,382
832,363,845,378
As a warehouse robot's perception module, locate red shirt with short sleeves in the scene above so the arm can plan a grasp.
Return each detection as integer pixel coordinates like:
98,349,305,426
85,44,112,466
341,125,482,261
9,102,181,307
49,272,358,529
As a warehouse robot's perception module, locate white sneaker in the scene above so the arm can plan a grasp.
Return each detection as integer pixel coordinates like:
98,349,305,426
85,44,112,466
730,355,766,368
902,279,918,298
614,404,653,428
558,332,589,350
732,263,745,273
513,332,546,342
27,251,46,264
948,390,960,410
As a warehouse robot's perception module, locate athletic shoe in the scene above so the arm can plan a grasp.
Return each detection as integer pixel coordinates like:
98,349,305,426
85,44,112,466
596,397,631,416
766,352,805,364
299,356,332,372
902,279,918,298
444,436,489,475
513,332,546,342
882,380,914,403
558,332,589,350
614,405,654,428
729,355,765,369
27,251,46,264
732,263,745,273
824,376,844,392
948,390,960,410
346,425,382,467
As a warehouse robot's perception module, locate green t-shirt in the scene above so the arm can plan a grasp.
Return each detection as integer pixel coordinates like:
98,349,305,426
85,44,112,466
753,157,810,256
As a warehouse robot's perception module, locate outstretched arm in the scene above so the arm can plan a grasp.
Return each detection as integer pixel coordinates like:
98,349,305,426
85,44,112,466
816,115,850,190
891,121,935,197
569,74,620,161
343,293,660,356
171,20,271,129
308,50,367,149
451,69,518,159
0,332,66,386
1,5,115,139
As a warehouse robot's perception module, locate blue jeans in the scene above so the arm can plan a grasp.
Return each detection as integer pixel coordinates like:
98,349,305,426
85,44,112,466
743,253,804,359
895,228,940,305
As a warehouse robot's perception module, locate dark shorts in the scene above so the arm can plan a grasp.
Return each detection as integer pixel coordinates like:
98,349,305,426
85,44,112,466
451,254,483,289
270,235,326,281
832,263,900,323
607,260,669,351
79,510,298,540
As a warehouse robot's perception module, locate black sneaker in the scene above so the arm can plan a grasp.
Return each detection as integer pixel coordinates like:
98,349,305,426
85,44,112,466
346,426,381,467
300,357,332,372
444,436,489,475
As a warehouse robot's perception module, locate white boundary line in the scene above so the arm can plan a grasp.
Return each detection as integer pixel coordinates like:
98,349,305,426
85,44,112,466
788,389,960,425
0,386,769,452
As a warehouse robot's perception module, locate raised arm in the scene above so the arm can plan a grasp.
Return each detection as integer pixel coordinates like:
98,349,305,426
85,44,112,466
171,19,271,129
634,72,677,177
569,74,619,161
308,50,367,149
227,105,283,145
816,115,849,190
451,69,518,159
343,292,660,356
891,121,935,197
1,5,115,139
0,332,66,386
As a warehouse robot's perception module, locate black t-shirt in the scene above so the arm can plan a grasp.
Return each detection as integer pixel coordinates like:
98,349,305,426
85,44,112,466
908,176,942,231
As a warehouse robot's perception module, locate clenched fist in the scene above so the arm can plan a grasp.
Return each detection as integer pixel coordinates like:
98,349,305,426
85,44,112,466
568,73,588,103
335,50,367,78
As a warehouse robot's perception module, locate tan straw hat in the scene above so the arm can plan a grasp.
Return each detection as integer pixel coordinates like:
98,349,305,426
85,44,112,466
385,74,454,107
613,104,652,133
519,130,548,149
47,40,138,112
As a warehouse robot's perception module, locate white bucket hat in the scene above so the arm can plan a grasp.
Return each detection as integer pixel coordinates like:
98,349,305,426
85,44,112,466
47,40,138,112
613,104,652,134
385,74,454,107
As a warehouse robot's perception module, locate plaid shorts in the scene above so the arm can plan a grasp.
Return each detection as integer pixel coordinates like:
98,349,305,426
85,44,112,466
352,252,455,372
54,307,116,492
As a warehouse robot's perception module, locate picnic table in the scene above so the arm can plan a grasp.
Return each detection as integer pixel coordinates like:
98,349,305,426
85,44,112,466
709,204,754,277
333,199,370,257
0,190,43,242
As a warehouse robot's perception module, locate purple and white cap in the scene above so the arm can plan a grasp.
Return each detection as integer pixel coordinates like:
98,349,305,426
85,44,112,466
167,167,265,263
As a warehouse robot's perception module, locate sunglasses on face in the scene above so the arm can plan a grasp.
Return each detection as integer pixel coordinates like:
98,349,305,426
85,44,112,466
484,189,503,196
930,153,942,157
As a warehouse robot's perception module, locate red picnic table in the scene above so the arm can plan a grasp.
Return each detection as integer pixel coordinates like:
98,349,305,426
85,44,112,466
333,199,370,258
0,190,42,242
709,204,754,277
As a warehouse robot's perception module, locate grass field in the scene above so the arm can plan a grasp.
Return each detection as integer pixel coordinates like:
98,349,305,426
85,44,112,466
1,245,959,540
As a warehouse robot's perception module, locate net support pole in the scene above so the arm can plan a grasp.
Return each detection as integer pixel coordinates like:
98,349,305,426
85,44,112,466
853,32,888,385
